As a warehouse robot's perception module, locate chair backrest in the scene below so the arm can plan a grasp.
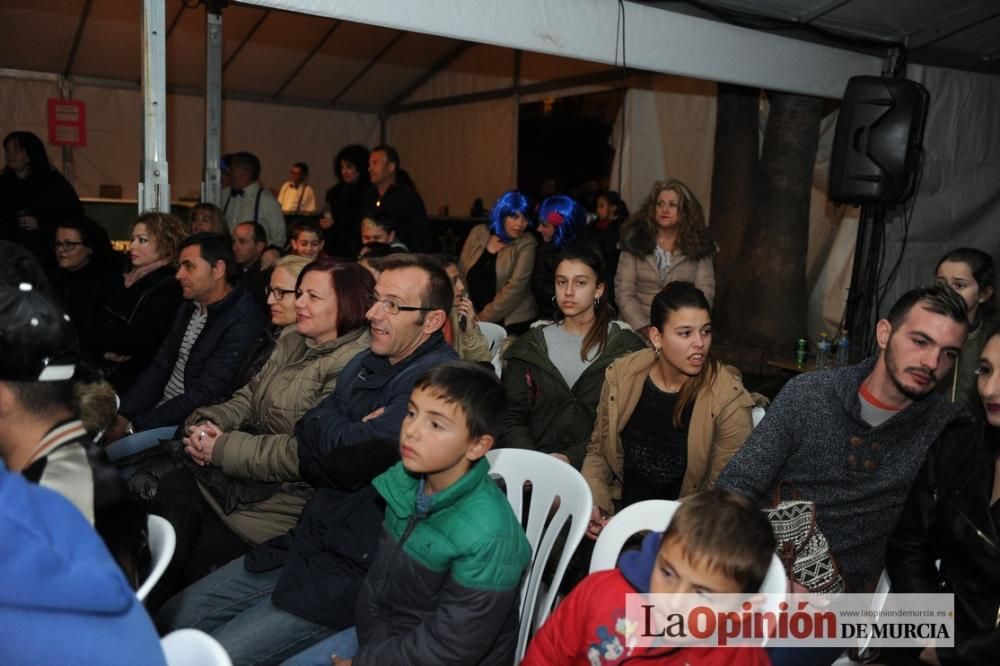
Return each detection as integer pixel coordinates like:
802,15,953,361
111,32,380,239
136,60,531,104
477,321,507,377
136,514,176,602
589,499,788,618
486,448,593,663
751,405,766,428
161,628,232,666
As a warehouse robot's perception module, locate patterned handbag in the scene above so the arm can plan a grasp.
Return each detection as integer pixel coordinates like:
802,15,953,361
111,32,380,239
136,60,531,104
765,481,848,594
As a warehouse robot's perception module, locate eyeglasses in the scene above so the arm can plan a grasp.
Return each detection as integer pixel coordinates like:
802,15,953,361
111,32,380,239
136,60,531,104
369,295,437,315
53,240,85,250
264,286,297,301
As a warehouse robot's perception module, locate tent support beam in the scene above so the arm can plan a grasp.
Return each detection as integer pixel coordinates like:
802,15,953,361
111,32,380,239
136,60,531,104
140,0,170,212
907,3,1000,49
203,7,223,205
393,68,628,114
0,68,379,114
236,0,879,98
330,30,406,106
797,0,853,25
166,3,187,39
224,9,270,71
63,0,93,76
273,20,341,99
383,40,473,113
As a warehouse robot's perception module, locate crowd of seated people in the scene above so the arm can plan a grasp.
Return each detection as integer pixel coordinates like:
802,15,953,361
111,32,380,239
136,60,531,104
3,130,1000,666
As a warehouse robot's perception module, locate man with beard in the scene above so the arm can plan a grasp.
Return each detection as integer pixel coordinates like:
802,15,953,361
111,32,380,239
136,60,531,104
717,284,969,593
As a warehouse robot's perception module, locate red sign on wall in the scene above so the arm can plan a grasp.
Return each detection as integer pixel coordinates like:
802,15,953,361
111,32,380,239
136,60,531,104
47,99,87,147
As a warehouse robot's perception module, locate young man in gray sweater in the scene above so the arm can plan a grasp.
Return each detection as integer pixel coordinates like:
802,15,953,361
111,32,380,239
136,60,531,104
717,283,971,593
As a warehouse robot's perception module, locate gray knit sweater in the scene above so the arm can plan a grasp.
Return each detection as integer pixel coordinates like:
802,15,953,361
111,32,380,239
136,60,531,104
716,357,967,589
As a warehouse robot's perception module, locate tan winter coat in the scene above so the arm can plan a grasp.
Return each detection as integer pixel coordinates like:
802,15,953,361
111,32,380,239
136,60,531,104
185,326,371,544
614,250,716,331
581,348,754,514
458,223,538,327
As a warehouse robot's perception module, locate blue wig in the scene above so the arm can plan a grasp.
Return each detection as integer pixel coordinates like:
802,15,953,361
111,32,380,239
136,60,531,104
538,195,586,250
488,191,532,243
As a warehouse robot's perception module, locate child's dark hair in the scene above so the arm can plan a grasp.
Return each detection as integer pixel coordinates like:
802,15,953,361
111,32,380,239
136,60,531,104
660,489,776,593
289,218,322,241
412,361,507,440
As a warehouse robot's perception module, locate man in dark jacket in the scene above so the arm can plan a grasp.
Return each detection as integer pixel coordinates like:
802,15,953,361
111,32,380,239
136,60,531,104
361,145,431,252
231,221,271,315
157,253,459,664
104,233,264,453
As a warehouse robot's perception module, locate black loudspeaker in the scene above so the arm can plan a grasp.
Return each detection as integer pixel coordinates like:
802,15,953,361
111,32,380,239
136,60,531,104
829,76,930,205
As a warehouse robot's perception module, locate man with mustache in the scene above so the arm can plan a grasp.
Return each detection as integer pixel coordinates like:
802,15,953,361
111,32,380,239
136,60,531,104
717,283,970,595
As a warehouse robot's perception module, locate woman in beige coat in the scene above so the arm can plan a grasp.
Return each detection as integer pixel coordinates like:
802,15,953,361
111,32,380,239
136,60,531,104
148,259,374,604
582,281,754,538
459,190,538,335
615,179,716,333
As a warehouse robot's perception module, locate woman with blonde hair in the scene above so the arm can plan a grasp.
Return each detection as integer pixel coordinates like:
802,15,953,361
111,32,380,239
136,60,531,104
92,211,187,393
615,179,716,334
188,203,228,236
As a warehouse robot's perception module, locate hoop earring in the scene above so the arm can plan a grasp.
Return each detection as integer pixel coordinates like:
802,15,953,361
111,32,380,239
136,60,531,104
551,295,558,308
594,296,601,309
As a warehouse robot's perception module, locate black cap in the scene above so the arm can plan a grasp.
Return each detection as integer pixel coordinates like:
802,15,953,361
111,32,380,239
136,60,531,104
0,283,79,382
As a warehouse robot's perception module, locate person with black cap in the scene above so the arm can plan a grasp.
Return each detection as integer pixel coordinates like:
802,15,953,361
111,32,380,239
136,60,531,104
0,282,95,517
0,281,151,581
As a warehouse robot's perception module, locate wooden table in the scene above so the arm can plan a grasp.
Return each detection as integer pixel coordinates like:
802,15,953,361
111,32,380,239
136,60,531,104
766,358,817,374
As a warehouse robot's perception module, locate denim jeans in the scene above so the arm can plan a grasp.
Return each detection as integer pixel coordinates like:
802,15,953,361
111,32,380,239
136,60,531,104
158,557,334,666
281,627,358,666
104,425,178,462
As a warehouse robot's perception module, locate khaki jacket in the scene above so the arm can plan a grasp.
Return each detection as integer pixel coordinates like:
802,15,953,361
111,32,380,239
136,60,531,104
186,326,371,544
581,348,754,514
614,250,715,331
458,224,538,327
449,308,492,363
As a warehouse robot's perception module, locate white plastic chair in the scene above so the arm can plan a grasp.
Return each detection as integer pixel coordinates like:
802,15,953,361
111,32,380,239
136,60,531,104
590,499,787,618
136,514,176,602
477,321,507,377
486,449,593,664
751,405,766,428
161,628,232,666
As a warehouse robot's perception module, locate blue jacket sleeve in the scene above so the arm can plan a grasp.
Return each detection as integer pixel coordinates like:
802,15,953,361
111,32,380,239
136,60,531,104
295,368,411,488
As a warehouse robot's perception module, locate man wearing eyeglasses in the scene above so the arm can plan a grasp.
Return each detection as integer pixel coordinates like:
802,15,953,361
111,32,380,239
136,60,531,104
158,255,458,661
294,253,458,483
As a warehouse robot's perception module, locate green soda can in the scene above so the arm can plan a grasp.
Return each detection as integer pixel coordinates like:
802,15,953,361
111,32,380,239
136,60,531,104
795,338,808,369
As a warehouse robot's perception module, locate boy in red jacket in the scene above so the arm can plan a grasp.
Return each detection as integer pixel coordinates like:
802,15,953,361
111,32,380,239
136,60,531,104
524,489,775,665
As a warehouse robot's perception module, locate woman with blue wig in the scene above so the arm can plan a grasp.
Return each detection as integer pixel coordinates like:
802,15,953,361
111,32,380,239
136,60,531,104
532,195,587,318
459,190,538,335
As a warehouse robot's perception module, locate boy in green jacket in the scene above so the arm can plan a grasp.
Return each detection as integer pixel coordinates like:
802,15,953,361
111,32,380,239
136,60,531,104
287,360,532,666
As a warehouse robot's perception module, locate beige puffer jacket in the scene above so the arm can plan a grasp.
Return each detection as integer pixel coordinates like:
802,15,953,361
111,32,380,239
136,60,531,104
185,326,371,544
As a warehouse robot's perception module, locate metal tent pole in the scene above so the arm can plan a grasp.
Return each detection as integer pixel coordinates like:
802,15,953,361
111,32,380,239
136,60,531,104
139,0,170,212
203,6,223,205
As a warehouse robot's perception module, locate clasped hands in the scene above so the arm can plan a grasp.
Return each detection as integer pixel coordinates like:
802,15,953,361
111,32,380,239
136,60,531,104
183,421,222,466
